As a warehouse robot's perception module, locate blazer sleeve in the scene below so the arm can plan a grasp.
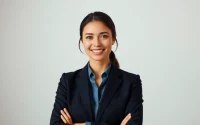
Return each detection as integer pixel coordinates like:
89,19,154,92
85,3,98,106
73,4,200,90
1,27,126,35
125,75,144,125
50,73,71,125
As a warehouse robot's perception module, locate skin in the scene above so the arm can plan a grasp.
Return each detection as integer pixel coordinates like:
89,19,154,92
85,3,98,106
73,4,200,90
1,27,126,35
61,108,131,125
60,21,131,125
81,21,115,86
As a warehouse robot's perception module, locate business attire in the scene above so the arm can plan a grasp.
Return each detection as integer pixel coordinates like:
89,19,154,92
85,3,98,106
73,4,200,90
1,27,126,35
50,62,144,125
85,63,112,125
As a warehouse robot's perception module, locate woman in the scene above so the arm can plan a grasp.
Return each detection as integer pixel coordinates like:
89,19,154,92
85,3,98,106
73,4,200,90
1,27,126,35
50,11,143,125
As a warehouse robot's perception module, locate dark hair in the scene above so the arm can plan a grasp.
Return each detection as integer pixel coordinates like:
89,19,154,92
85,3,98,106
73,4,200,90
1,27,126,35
78,11,120,68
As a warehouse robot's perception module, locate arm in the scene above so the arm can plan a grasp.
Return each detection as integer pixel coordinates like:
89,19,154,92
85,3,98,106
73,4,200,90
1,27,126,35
61,112,131,125
50,73,71,125
52,74,132,125
125,75,144,125
89,114,131,125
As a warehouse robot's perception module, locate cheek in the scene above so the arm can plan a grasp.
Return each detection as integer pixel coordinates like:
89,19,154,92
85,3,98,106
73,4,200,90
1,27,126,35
82,42,91,50
104,40,113,49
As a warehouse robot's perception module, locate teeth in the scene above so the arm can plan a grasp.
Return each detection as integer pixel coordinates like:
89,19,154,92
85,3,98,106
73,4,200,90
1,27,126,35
92,50,103,52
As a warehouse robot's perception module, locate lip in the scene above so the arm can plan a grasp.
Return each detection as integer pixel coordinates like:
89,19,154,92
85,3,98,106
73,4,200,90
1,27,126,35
91,49,105,51
91,49,105,55
91,49,104,50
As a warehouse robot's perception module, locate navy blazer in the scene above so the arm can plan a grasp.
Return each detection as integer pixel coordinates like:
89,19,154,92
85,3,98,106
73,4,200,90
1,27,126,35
50,63,144,125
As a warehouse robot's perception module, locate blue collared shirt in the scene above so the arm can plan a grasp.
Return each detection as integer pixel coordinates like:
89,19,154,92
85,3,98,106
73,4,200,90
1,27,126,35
86,62,111,125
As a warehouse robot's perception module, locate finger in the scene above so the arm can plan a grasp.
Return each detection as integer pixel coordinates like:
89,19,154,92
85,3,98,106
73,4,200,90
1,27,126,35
121,113,131,125
61,115,67,123
64,108,72,123
61,110,71,123
60,110,71,124
124,114,131,124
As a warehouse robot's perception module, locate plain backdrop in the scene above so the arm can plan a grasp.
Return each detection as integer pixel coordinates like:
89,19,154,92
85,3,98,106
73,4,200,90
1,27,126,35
0,0,199,125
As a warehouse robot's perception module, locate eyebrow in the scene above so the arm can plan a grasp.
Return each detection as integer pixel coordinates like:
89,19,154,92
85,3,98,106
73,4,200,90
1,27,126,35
85,32,109,35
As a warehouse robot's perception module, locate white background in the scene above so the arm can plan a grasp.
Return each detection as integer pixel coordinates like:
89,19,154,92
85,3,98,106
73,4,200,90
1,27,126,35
0,0,199,125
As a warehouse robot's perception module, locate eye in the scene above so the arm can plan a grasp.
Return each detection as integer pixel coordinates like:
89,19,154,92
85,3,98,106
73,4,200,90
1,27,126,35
86,36,92,39
101,35,108,39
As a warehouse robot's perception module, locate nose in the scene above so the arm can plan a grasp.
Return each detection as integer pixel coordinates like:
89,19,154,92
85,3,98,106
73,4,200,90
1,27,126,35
93,37,101,47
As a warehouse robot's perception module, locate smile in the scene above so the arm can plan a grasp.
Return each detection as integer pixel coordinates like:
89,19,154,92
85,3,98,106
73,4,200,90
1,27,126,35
91,49,105,55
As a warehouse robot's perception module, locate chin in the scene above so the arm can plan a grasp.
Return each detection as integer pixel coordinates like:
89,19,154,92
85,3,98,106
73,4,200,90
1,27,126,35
90,56,107,62
91,58,104,62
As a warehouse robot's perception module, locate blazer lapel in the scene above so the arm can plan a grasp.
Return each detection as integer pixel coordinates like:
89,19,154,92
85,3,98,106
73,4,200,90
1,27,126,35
76,63,94,121
96,64,122,121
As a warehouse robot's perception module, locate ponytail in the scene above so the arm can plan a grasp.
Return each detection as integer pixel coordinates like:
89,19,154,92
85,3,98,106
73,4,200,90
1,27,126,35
109,51,120,68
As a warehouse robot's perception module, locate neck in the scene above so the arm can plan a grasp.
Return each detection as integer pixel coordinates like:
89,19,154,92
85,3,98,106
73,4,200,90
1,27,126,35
89,58,110,77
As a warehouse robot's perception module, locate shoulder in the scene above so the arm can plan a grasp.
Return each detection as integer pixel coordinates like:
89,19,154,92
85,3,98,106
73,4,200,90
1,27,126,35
118,68,141,84
60,68,82,81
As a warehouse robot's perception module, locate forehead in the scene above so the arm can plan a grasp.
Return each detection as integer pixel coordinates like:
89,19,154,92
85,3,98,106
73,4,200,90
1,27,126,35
82,21,111,34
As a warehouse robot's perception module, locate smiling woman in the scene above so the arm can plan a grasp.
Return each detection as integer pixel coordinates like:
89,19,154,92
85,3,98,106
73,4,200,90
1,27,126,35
82,21,114,64
50,11,143,125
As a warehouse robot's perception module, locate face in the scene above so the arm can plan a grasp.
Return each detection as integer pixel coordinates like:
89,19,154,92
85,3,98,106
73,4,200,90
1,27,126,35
81,21,115,62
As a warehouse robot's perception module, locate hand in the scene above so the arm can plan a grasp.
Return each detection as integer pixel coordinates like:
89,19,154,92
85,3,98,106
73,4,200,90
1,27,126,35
60,108,73,124
60,108,85,125
60,108,130,125
120,113,131,125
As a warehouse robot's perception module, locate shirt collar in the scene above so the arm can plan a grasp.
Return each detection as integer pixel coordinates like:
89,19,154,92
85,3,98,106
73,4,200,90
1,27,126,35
88,62,112,79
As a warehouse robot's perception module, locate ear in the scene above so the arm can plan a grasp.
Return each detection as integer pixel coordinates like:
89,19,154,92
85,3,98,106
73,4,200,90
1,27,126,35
112,37,116,45
112,39,115,45
80,39,84,44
